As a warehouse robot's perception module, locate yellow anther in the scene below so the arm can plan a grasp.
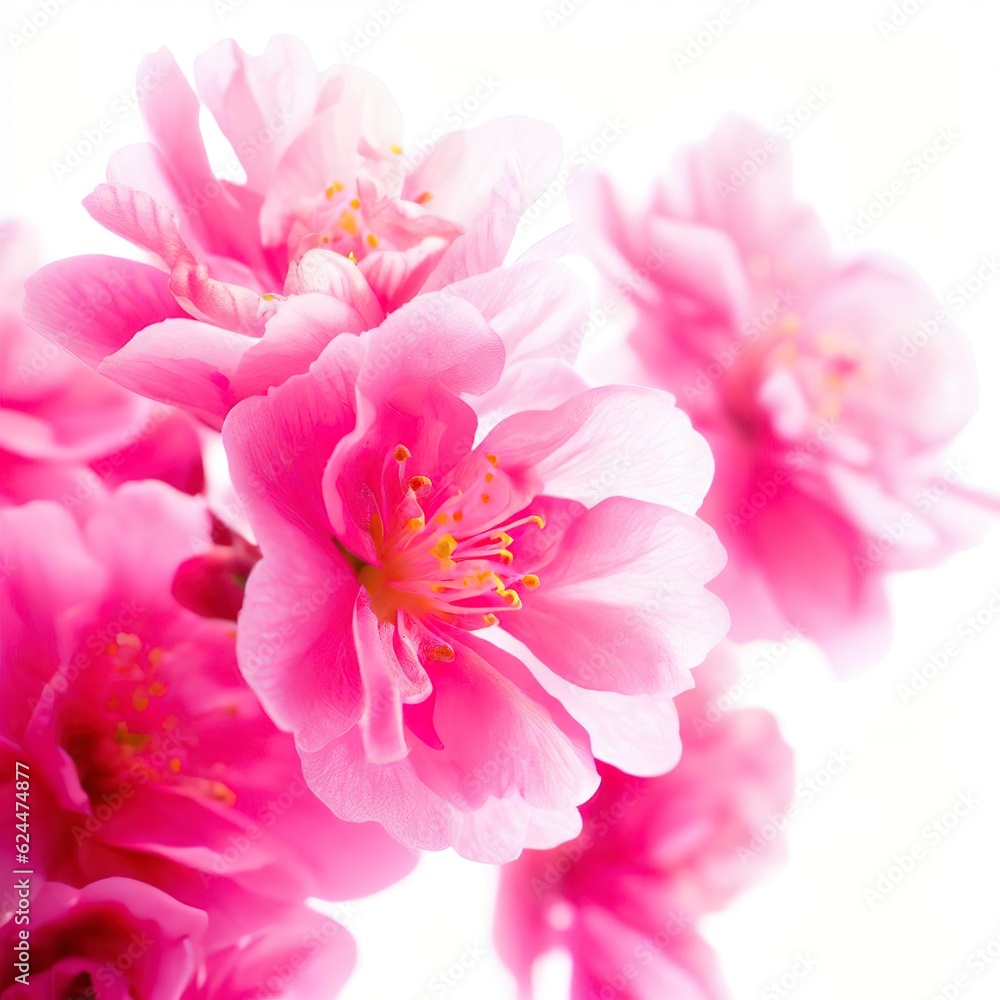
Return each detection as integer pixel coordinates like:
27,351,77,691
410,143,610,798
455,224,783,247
430,534,458,561
394,444,411,461
453,511,463,522
322,236,330,244
416,191,433,204
498,550,514,566
431,584,446,593
434,513,450,526
485,472,494,482
481,493,491,504
405,516,425,532
492,532,513,546
262,293,276,302
408,475,431,492
500,589,522,609
486,454,498,467
391,144,403,155
482,613,499,627
349,197,361,210
367,233,379,248
348,251,358,263
522,574,540,590
325,185,336,199
529,515,546,529
427,644,454,662
477,570,494,584
339,211,359,236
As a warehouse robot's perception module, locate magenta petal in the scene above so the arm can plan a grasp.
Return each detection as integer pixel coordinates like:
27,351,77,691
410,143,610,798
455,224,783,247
22,256,187,369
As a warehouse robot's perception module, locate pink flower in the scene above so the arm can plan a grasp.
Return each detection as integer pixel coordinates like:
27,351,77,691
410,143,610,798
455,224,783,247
22,38,566,424
0,220,204,508
0,483,415,950
0,878,206,1000
0,878,355,999
580,116,993,673
223,296,727,862
494,644,794,999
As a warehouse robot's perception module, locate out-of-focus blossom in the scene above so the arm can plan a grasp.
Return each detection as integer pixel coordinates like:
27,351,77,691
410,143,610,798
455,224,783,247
0,877,355,999
0,483,415,950
580,116,993,673
22,37,570,424
224,296,727,862
494,644,794,999
0,878,206,1000
0,220,204,508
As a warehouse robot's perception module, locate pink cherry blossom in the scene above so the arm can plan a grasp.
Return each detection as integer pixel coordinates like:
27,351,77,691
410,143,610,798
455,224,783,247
0,483,415,950
0,877,355,999
22,38,568,424
0,220,204,508
0,878,206,1000
223,295,728,862
580,116,993,673
494,644,794,999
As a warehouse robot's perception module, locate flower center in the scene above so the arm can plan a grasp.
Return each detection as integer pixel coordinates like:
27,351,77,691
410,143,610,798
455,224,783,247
354,446,544,629
64,633,236,808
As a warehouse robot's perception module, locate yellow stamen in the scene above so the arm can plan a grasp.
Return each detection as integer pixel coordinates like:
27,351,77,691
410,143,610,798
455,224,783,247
416,191,433,204
339,211,359,236
486,454,498,467
529,515,546,529
430,534,458,562
481,493,491,504
349,197,361,210
499,589,522,609
391,144,403,155
492,532,513,546
408,475,431,492
405,516,425,532
394,444,411,461
522,574,540,590
348,251,358,263
262,293,276,302
485,472,494,482
434,513,450,526
498,550,514,566
427,644,454,662
453,511,463,522
366,233,379,248
482,613,499,626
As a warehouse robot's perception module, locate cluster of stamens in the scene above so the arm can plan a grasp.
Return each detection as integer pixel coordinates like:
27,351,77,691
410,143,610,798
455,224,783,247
355,445,544,637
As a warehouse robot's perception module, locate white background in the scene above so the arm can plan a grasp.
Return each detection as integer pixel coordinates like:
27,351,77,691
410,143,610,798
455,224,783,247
4,1,1000,997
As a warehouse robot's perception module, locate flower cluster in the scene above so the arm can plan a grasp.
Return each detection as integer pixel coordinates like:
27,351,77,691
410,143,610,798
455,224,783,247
2,35,989,1000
